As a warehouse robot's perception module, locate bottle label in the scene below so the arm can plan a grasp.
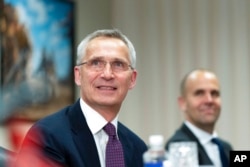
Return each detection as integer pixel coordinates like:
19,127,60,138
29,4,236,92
144,162,163,167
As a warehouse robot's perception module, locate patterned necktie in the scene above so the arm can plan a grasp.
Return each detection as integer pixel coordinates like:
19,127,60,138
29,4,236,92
103,122,125,167
211,138,229,167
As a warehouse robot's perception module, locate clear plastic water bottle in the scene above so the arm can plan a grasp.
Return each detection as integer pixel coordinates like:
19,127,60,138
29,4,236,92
143,135,170,167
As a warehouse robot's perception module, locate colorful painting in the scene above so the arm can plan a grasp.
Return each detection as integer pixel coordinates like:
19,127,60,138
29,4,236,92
0,0,75,121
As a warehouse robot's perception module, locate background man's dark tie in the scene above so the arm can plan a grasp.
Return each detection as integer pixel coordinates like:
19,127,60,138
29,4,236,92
211,138,229,167
103,122,125,167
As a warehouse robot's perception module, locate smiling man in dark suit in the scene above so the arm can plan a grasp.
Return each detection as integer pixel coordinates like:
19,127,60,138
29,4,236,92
13,29,147,167
165,69,233,167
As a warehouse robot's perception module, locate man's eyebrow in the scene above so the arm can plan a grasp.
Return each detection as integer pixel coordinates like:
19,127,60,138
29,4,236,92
193,89,204,94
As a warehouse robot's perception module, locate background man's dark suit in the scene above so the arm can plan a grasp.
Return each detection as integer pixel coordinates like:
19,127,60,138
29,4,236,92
165,123,233,166
16,99,147,167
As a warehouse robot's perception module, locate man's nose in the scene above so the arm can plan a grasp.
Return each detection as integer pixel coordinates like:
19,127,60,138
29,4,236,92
101,63,114,78
205,93,213,102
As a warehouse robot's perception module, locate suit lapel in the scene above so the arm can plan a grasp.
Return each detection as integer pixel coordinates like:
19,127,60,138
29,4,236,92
68,100,101,167
117,122,134,167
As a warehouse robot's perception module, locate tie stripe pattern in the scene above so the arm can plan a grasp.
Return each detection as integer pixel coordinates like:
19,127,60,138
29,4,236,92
103,122,125,167
211,138,229,167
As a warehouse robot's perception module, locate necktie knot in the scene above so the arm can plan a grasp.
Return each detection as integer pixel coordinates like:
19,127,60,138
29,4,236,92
103,122,116,137
211,138,221,146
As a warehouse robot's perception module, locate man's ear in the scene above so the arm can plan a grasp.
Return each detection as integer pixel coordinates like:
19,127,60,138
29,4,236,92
129,70,137,89
74,66,81,86
178,96,186,111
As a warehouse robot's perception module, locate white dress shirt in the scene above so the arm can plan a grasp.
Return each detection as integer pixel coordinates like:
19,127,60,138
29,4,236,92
80,98,119,167
185,121,222,167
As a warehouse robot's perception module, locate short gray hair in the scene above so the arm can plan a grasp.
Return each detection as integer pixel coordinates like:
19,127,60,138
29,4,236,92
76,29,136,68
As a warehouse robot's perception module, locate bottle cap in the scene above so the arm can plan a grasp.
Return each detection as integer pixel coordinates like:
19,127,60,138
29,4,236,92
149,135,164,149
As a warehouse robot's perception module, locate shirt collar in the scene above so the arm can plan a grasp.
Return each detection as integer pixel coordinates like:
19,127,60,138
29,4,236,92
184,121,218,145
80,98,118,135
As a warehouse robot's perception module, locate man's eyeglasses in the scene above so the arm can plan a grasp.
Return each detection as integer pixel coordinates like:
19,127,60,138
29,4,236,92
77,59,134,72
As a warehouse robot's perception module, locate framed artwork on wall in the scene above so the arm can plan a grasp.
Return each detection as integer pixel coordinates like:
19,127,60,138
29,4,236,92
0,0,75,122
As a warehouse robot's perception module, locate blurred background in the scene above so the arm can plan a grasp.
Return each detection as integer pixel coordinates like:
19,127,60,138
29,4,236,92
1,0,250,152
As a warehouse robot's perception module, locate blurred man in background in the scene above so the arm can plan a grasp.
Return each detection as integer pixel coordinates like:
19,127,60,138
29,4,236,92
165,69,233,167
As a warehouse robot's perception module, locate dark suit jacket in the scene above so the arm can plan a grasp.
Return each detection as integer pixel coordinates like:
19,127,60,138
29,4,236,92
15,99,147,167
165,123,233,166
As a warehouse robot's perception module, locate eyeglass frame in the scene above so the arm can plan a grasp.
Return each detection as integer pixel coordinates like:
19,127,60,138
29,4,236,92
77,58,134,72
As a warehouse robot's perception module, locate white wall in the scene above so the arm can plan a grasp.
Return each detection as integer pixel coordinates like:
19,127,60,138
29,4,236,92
112,0,250,150
74,0,112,44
